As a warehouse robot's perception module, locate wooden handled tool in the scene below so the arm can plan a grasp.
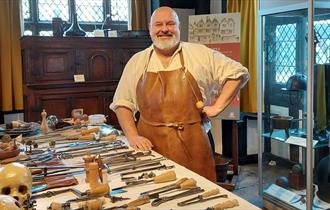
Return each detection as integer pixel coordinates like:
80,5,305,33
62,127,99,140
78,134,95,140
112,170,177,190
147,178,197,199
89,184,110,196
48,202,70,210
207,199,239,210
79,198,104,210
180,178,197,189
100,134,117,141
151,187,204,207
104,196,150,210
153,170,176,183
202,188,220,198
177,188,223,206
140,177,188,195
81,127,100,135
126,196,150,207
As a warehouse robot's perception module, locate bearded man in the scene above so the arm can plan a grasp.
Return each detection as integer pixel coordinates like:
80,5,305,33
110,6,249,182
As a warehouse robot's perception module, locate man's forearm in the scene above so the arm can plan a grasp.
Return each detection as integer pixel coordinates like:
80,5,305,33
213,77,242,112
115,106,138,140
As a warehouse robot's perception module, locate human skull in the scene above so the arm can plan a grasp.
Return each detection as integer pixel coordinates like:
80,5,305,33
0,163,32,207
0,195,21,210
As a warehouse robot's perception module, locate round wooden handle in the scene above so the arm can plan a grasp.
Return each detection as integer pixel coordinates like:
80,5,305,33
89,184,110,196
126,207,141,210
202,188,220,198
49,202,62,210
180,178,197,189
81,127,100,135
213,199,239,210
127,196,150,207
175,177,188,187
153,170,176,183
88,162,100,188
83,155,95,183
100,134,117,141
79,134,95,140
86,198,104,210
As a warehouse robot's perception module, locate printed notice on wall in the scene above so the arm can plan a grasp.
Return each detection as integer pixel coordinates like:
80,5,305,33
188,13,241,120
74,74,85,83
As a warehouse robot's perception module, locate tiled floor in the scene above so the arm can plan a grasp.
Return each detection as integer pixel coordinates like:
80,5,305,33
232,164,264,209
232,161,296,209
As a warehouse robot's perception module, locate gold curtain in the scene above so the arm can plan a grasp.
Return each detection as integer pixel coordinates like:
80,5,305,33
131,0,148,30
316,64,327,130
227,0,258,112
0,0,23,112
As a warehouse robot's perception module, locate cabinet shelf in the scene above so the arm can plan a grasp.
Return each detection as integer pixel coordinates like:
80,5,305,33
262,130,329,149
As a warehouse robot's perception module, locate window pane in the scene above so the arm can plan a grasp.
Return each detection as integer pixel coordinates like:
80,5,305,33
315,19,330,64
275,24,297,84
22,0,30,19
111,0,128,21
38,0,69,21
76,0,103,22
24,30,32,36
39,31,53,36
85,31,95,37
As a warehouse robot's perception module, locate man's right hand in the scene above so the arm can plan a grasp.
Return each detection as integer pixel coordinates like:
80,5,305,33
129,135,153,151
114,107,153,151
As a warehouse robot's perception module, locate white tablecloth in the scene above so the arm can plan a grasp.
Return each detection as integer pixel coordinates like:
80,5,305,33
34,136,260,210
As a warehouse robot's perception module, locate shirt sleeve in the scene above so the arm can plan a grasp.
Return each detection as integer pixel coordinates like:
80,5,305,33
210,48,250,89
109,52,142,114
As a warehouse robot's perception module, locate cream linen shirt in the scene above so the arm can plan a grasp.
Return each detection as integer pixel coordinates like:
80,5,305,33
110,42,249,114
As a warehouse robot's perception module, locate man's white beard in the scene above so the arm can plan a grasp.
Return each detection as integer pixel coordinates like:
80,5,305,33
153,35,179,50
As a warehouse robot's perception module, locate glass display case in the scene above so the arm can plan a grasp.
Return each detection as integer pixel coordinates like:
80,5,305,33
258,1,330,210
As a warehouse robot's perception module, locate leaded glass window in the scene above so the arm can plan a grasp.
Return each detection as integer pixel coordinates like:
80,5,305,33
275,24,297,84
22,0,128,36
266,18,330,85
76,0,103,22
315,19,330,64
22,0,30,19
38,0,69,21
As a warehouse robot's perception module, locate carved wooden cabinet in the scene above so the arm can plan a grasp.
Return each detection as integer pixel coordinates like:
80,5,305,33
21,36,151,126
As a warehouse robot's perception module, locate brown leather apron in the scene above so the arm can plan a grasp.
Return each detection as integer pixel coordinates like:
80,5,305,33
136,49,216,182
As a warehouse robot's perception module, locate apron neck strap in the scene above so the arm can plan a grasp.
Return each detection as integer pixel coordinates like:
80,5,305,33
144,46,184,72
178,49,185,68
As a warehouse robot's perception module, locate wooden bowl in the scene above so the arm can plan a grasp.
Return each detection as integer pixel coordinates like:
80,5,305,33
0,149,20,160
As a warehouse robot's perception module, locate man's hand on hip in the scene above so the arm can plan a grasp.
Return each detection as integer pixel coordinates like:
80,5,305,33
202,105,223,118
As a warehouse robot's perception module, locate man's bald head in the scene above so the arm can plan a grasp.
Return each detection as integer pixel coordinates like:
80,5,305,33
150,7,180,27
149,7,181,52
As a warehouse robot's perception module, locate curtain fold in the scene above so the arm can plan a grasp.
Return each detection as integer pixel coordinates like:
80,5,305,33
227,0,258,113
316,64,327,130
131,0,148,30
0,0,23,112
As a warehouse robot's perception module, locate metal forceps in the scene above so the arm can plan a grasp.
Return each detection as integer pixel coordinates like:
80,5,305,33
177,189,228,206
151,187,204,207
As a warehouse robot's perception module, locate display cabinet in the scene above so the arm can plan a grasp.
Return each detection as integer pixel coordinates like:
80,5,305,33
258,1,330,210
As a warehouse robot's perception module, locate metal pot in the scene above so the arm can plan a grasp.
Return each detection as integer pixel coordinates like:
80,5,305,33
270,115,294,130
270,115,294,139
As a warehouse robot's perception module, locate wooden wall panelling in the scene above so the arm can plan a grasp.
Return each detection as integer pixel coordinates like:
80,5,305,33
21,36,152,126
31,48,75,82
85,49,112,81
